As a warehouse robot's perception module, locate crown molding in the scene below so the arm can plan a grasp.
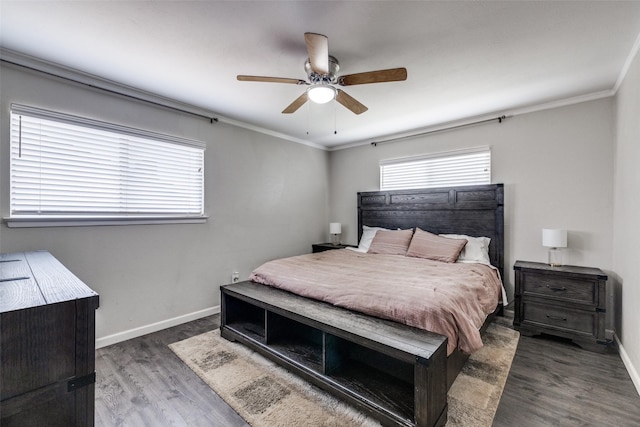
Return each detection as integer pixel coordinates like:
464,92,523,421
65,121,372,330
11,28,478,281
329,89,615,152
0,48,326,151
1,46,624,153
614,29,640,93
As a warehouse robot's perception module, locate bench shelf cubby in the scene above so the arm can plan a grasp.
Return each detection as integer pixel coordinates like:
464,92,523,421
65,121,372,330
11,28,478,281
220,281,448,427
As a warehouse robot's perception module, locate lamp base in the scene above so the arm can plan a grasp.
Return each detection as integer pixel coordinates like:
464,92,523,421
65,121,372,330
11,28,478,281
331,234,341,245
548,247,563,266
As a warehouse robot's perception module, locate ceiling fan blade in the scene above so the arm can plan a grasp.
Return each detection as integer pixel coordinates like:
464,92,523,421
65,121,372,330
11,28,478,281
304,32,329,75
336,90,368,115
282,92,308,114
339,67,407,86
237,75,306,85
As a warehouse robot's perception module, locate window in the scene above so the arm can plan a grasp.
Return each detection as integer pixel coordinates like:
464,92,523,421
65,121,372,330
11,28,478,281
380,147,490,191
8,104,205,226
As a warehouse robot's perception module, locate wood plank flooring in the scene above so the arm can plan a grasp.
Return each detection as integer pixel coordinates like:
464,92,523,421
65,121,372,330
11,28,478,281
95,316,247,427
95,314,640,426
493,332,640,426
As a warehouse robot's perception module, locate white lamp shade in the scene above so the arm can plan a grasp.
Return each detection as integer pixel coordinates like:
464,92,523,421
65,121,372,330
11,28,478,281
542,229,567,248
308,85,336,104
329,222,342,234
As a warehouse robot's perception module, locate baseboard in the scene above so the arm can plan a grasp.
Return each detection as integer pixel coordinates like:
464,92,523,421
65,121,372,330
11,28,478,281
616,334,640,396
95,305,220,349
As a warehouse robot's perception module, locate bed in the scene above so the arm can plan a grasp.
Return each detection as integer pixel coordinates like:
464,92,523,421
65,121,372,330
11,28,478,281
220,183,504,427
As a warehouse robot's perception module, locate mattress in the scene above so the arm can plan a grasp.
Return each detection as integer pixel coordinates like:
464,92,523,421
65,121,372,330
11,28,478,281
249,249,503,355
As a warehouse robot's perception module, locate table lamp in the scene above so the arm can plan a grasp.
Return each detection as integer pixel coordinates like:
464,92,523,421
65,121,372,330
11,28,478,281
330,222,342,245
542,228,567,267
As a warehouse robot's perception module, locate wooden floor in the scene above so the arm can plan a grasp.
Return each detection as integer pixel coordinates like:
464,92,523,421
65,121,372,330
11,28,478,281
95,315,247,427
95,314,640,427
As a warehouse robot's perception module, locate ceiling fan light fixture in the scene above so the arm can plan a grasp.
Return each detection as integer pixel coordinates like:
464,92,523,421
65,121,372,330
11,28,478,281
307,84,336,104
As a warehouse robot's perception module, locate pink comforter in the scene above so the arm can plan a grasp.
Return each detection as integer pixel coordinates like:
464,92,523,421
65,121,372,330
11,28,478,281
249,249,503,355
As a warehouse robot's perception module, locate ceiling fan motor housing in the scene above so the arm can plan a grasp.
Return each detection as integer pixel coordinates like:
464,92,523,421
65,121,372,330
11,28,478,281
305,56,340,84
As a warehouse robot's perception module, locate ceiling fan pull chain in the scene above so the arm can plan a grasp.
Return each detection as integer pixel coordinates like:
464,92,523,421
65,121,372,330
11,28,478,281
306,101,310,135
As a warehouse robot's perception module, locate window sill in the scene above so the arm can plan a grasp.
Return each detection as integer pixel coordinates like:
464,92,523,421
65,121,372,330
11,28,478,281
4,216,209,228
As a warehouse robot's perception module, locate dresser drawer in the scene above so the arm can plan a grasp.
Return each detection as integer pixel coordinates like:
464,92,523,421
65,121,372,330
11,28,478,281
522,301,595,336
1,251,99,426
521,272,595,305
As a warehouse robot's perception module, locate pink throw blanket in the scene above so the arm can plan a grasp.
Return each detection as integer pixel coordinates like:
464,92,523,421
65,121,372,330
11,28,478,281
249,249,502,355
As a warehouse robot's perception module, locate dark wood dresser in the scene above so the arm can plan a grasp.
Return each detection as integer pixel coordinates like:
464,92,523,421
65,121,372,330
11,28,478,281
1,251,99,426
513,260,609,353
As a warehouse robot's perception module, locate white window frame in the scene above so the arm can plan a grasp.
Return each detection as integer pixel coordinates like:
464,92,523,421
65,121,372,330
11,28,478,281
7,104,207,228
380,146,491,191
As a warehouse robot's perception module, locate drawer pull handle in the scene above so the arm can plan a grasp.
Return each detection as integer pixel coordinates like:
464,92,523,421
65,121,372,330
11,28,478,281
546,314,567,321
546,285,567,292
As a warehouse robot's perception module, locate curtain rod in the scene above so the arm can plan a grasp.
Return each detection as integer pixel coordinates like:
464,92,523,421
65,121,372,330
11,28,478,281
371,115,508,147
1,58,219,124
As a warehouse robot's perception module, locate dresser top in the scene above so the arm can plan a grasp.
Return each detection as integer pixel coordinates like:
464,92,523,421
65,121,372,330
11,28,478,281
0,251,98,313
514,260,607,279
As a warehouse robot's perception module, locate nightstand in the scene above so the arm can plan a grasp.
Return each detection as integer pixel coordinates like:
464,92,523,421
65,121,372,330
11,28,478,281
513,260,610,353
312,243,355,253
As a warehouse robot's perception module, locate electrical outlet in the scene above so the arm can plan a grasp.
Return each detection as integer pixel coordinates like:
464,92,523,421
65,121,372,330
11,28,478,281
231,272,240,283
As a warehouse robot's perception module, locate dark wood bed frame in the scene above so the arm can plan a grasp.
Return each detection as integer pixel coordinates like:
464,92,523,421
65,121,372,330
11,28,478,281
358,183,504,280
358,183,505,389
220,183,504,427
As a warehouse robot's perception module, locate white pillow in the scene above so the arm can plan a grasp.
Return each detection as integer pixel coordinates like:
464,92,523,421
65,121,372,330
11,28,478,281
356,225,390,252
440,234,491,265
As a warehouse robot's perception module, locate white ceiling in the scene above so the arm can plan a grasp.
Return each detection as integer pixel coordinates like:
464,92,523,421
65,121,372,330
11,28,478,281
1,1,640,149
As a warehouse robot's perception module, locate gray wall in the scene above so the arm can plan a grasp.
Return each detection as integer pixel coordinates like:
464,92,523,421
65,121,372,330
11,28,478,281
2,59,636,389
329,98,615,303
613,47,640,390
0,63,330,344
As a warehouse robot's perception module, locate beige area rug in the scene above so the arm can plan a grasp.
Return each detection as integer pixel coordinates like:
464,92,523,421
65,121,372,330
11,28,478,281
169,322,519,427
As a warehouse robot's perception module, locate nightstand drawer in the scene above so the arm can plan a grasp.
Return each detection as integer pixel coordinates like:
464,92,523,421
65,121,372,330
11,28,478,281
522,272,595,305
522,301,595,336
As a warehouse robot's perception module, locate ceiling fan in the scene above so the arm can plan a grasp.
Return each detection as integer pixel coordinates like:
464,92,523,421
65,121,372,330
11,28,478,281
237,33,407,115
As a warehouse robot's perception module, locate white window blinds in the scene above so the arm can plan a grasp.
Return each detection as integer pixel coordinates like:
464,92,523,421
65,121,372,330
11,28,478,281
10,104,205,220
380,147,491,191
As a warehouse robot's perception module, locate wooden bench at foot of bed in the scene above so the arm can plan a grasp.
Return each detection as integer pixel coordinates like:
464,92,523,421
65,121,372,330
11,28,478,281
220,281,448,427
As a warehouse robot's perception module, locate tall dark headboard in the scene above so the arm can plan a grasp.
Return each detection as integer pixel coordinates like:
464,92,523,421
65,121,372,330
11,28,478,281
357,183,504,278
